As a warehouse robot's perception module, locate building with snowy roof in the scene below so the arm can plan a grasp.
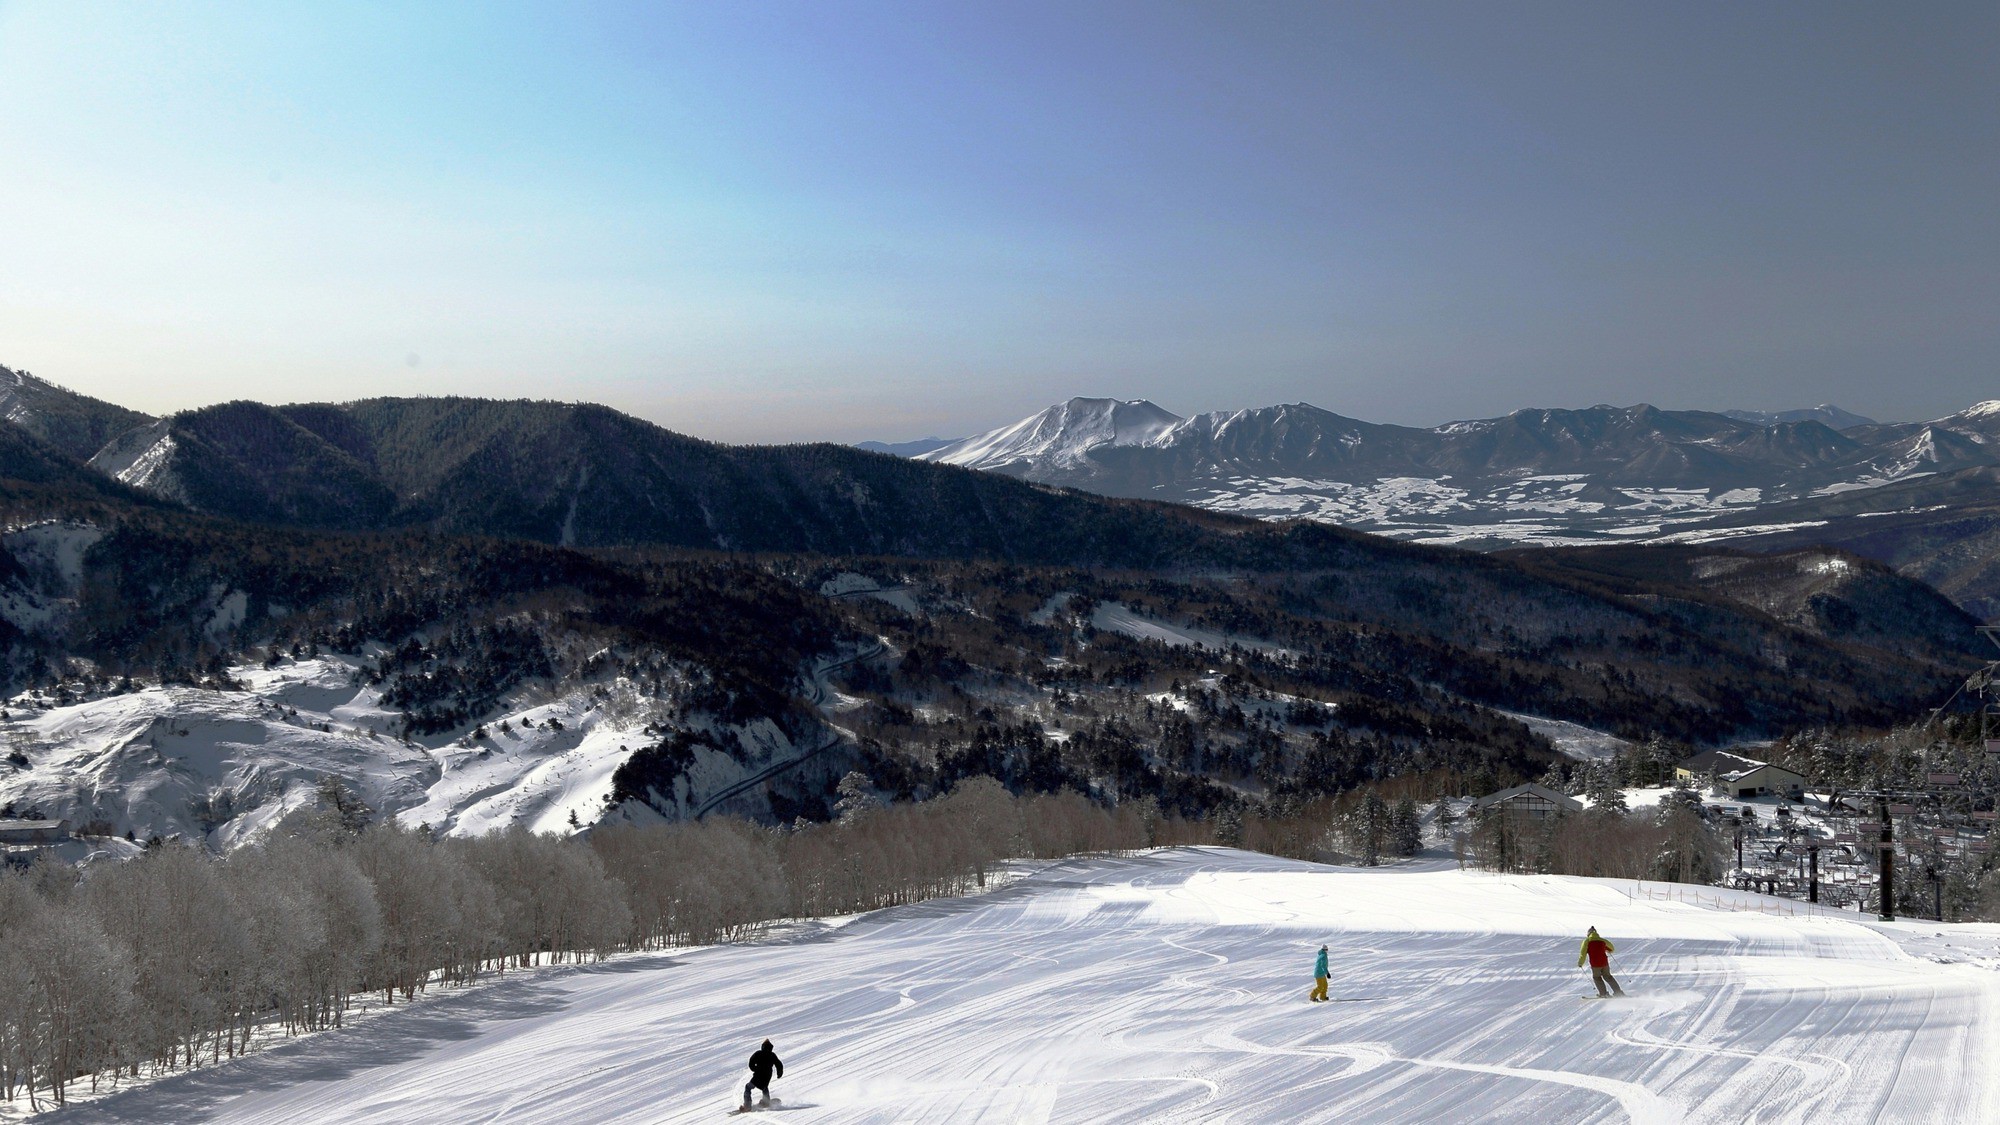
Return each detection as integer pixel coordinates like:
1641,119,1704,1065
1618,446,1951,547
1470,782,1581,821
0,818,67,846
1676,750,1805,800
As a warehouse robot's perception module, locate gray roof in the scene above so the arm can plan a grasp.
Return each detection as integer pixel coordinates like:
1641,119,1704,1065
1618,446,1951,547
0,819,65,832
1680,750,1803,782
1471,782,1583,812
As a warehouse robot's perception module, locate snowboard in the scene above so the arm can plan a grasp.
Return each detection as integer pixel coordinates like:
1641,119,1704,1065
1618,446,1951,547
730,1099,782,1115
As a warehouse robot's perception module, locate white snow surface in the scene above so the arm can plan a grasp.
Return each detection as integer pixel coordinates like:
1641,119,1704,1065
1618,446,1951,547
1090,601,1294,658
86,420,180,492
0,656,801,847
43,848,2000,1124
1496,710,1633,762
0,660,433,849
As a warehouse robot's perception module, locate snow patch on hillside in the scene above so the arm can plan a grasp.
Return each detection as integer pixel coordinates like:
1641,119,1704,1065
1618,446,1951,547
400,709,607,836
0,522,104,635
1091,602,1294,657
819,572,920,616
6,521,102,589
0,656,809,848
1187,475,1789,547
1495,710,1632,761
124,435,176,489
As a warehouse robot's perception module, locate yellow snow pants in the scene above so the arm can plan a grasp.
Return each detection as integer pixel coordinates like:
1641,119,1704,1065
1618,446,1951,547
1310,975,1329,1001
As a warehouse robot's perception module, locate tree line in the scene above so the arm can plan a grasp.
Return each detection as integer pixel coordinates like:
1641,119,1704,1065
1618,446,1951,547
0,778,1206,1110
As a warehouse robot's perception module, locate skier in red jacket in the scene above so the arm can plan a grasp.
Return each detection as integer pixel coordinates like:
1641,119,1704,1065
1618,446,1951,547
1578,926,1625,997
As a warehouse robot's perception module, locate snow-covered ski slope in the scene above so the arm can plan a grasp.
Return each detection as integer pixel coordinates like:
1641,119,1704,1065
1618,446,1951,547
45,848,2000,1124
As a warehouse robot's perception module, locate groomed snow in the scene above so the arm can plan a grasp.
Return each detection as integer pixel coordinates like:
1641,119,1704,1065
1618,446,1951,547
45,848,2000,1123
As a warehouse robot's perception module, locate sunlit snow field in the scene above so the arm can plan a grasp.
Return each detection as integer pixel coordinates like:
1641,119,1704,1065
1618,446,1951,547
39,848,2000,1124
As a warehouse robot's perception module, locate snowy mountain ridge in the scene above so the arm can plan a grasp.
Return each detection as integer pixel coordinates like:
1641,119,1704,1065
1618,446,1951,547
910,395,2000,556
922,397,1186,473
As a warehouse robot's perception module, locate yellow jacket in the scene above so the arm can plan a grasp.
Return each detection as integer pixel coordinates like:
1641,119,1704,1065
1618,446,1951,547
1578,934,1614,968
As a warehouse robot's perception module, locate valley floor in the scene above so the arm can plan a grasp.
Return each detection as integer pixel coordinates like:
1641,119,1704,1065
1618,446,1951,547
40,848,2000,1124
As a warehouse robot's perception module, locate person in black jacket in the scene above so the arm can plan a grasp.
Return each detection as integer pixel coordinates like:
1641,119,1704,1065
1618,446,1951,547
743,1040,783,1109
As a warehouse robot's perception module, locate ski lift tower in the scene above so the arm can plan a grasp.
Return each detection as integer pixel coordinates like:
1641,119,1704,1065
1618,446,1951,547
1878,628,2000,922
1959,627,2000,851
1941,625,2000,748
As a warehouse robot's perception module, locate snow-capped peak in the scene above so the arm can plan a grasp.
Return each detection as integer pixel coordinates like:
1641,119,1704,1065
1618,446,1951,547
1958,400,2000,419
919,397,1186,472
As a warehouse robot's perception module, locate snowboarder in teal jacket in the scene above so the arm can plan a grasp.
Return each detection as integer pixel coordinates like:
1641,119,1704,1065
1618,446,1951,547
1310,945,1330,1002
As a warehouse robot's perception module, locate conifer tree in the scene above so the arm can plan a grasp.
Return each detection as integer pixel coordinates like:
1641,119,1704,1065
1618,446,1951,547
1390,797,1423,857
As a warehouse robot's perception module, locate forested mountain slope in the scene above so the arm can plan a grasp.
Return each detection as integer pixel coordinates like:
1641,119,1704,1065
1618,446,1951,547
0,365,151,462
1657,465,2000,621
75,395,1384,562
0,474,1978,845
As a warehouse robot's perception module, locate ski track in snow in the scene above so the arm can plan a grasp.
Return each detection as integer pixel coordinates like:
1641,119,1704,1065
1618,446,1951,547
40,848,2000,1124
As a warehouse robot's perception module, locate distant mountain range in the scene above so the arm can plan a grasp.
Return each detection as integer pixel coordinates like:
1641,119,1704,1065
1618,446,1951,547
4,362,1999,619
0,367,1481,572
888,396,2000,618
854,437,960,457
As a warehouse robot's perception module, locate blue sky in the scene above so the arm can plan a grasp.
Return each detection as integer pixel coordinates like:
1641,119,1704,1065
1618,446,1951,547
0,2,1993,441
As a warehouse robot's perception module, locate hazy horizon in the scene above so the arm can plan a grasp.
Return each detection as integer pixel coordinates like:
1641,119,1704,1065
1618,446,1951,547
3,360,1949,442
2,3,1993,444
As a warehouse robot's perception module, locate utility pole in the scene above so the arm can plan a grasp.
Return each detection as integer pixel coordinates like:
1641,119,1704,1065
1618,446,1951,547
1877,795,1895,922
1808,844,1819,905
